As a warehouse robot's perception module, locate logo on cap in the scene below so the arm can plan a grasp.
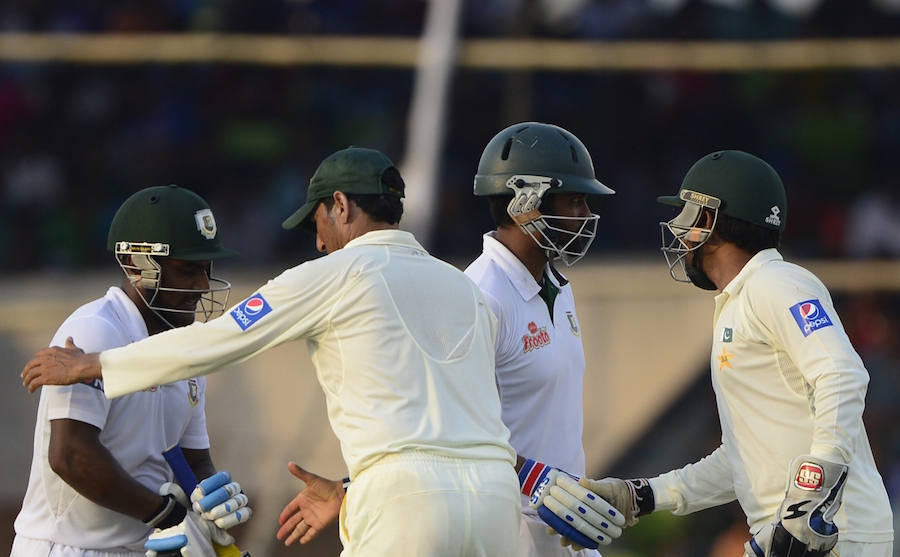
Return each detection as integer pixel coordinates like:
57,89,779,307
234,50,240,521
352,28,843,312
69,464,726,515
195,209,217,239
765,205,782,227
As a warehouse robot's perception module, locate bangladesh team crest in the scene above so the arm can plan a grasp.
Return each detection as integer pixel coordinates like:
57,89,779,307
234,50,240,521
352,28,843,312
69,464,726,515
566,311,580,337
195,208,217,239
188,378,200,407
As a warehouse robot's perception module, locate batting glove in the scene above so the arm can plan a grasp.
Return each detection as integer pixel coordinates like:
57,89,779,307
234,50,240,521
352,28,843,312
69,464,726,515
745,454,848,557
191,471,252,530
519,459,622,550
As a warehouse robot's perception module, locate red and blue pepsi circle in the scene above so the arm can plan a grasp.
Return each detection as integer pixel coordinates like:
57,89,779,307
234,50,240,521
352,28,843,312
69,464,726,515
230,293,273,330
789,299,833,337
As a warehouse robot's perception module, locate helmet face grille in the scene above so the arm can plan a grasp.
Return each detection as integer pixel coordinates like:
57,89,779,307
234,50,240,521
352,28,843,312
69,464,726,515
659,200,718,283
116,251,232,328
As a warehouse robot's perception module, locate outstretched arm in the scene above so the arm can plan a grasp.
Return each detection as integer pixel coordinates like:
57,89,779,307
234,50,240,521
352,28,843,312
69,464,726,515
22,337,101,393
277,462,344,546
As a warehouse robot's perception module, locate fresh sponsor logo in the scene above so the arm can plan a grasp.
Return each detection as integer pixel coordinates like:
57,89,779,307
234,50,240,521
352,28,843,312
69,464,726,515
522,321,551,353
790,299,833,337
231,294,272,330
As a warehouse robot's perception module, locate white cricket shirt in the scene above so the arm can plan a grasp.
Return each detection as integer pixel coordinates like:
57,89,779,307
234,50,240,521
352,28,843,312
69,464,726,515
649,249,893,542
466,233,587,513
98,230,515,478
14,287,209,552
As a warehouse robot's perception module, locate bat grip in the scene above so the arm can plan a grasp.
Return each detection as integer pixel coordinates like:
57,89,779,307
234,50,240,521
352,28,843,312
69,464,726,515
163,445,199,492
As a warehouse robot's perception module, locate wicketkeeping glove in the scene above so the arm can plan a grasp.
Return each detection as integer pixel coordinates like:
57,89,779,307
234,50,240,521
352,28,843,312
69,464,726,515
191,471,252,530
520,459,624,550
745,454,849,557
576,477,655,527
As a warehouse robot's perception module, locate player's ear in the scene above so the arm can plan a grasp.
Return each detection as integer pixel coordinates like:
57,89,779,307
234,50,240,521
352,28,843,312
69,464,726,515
333,191,352,224
701,208,715,229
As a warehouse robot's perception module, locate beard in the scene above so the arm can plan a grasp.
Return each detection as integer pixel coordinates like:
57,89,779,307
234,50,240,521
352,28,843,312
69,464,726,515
685,247,717,291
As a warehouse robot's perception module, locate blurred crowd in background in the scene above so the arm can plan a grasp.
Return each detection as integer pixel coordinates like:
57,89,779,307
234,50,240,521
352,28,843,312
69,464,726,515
2,1,900,556
1,0,900,270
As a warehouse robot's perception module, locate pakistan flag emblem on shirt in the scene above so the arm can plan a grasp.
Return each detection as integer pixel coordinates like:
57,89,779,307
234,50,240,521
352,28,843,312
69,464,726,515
722,327,733,342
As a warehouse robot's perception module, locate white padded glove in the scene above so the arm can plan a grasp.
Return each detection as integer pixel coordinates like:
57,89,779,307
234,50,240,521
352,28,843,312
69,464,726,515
530,471,625,549
745,454,849,557
191,471,252,529
576,477,655,527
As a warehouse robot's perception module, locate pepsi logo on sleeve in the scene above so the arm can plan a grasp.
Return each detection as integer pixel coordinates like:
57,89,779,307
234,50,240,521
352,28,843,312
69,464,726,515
230,293,273,330
789,299,833,337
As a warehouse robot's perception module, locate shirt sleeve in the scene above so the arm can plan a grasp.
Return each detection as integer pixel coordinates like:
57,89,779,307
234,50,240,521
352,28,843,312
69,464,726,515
179,376,210,450
649,444,737,515
100,261,342,399
46,314,131,428
742,267,868,464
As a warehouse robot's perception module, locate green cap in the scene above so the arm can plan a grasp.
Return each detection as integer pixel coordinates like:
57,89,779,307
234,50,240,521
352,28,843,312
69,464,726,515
282,147,405,230
108,185,238,260
658,150,787,231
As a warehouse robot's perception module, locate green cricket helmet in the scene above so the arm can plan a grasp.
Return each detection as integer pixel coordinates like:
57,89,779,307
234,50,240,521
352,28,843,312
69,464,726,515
474,122,615,266
658,150,786,285
108,185,238,326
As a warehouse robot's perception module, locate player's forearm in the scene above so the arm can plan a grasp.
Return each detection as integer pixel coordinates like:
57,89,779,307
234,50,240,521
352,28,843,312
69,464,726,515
650,445,737,515
50,428,168,521
182,447,216,481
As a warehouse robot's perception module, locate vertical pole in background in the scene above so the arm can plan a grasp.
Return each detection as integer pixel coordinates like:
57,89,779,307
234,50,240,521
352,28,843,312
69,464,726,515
399,0,464,250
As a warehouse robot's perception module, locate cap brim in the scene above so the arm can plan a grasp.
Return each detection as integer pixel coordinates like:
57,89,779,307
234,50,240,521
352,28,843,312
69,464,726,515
657,195,684,207
282,200,318,230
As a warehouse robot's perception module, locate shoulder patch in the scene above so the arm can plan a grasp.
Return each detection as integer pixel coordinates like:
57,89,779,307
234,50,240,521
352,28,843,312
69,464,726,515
230,293,273,331
789,299,833,337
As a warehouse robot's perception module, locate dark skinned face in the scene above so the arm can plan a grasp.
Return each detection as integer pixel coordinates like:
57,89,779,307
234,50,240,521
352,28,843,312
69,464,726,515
147,258,213,329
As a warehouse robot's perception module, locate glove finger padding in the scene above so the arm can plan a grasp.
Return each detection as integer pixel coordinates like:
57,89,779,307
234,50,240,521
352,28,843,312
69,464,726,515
578,477,653,527
191,471,251,531
529,469,619,549
554,475,626,531
207,498,252,529
745,455,849,557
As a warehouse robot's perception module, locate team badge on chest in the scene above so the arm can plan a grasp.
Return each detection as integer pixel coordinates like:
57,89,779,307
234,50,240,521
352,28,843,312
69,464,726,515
522,321,551,353
188,378,200,407
566,311,580,337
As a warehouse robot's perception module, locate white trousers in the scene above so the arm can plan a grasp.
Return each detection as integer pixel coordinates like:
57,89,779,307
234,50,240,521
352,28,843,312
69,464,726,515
339,451,522,557
10,536,144,557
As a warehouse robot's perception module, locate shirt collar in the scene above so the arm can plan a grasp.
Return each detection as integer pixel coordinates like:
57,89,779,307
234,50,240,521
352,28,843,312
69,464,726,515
343,229,427,253
107,286,150,341
482,231,565,301
722,248,783,297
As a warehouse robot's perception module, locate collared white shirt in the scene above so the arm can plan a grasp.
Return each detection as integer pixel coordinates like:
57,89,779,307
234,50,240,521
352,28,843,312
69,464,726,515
15,287,209,552
650,249,893,542
99,230,515,479
466,232,587,513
